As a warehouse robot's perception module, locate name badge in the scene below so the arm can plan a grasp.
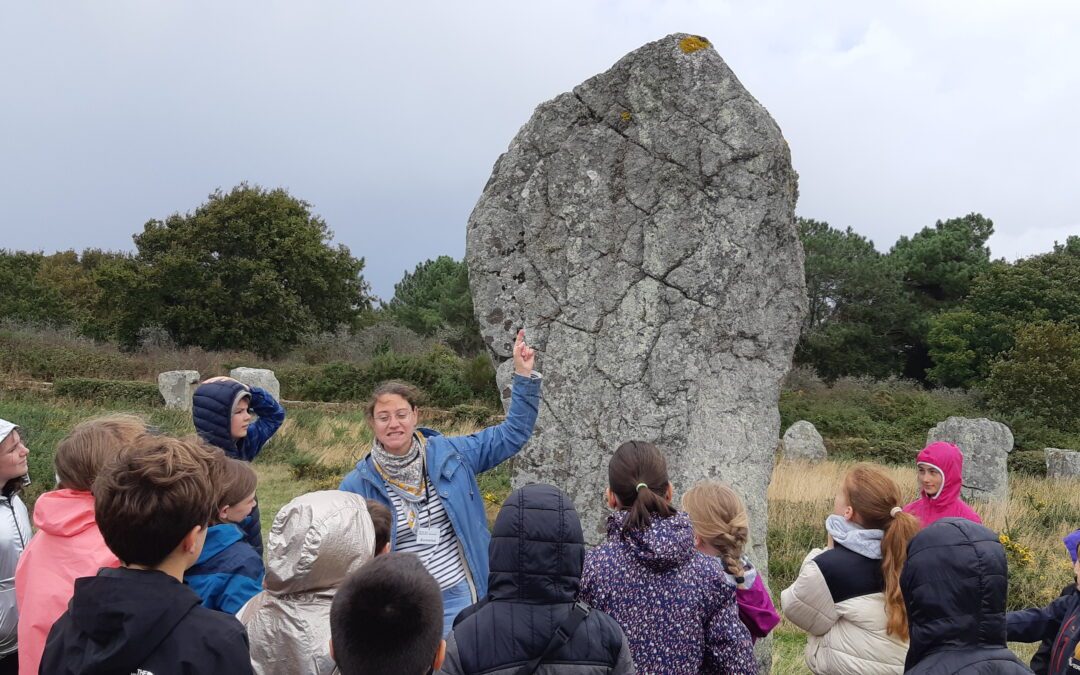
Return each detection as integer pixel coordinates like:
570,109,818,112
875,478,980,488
416,527,441,547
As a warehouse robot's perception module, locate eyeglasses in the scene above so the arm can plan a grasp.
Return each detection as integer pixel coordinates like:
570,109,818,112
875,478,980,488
373,410,413,425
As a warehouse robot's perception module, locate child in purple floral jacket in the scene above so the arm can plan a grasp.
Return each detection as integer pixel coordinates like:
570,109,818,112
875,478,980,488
684,480,781,642
579,441,756,675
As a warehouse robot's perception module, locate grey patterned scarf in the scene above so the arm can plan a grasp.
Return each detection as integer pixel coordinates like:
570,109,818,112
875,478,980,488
371,434,426,533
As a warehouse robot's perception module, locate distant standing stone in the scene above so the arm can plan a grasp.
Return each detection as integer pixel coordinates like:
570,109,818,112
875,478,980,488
158,370,200,411
782,421,826,462
1046,449,1080,479
927,417,1014,502
229,367,281,400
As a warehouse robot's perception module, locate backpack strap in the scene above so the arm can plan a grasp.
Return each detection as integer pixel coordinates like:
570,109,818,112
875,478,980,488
512,601,592,675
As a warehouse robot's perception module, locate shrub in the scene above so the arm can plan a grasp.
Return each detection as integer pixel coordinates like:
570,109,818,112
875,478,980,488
52,378,162,407
1010,450,1048,477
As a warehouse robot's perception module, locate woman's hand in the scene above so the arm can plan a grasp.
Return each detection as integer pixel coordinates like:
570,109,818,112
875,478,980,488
513,329,536,376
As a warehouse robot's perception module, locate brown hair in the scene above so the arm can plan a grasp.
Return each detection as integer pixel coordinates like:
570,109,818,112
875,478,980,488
213,458,258,523
56,414,148,492
93,435,222,567
366,499,392,555
608,440,676,532
364,381,422,420
843,463,921,640
682,481,749,577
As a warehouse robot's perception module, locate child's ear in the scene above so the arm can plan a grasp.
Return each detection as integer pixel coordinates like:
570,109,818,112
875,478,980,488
182,524,204,554
432,639,446,672
379,542,391,556
218,505,229,522
606,488,619,510
664,482,674,502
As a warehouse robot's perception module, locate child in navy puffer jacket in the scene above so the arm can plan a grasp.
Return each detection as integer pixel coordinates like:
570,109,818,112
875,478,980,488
579,441,755,675
192,376,285,555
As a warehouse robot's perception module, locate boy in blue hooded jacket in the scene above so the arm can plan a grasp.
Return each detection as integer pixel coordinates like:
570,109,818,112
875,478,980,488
1007,528,1080,675
192,376,285,555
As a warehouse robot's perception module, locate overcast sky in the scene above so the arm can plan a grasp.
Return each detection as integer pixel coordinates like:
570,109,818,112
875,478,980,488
1,1,1077,299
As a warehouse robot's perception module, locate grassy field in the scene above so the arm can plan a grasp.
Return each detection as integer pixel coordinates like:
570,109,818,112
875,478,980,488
3,391,1069,672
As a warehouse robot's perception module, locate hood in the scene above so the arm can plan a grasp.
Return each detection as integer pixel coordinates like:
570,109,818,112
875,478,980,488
0,417,30,498
1065,528,1080,563
66,567,200,674
264,490,374,594
605,509,696,572
32,489,98,537
488,483,584,603
902,517,1008,667
192,381,249,454
195,523,245,565
915,441,964,506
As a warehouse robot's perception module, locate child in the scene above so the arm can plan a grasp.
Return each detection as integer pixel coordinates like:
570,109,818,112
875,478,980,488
905,518,1029,673
781,463,920,674
366,499,392,556
0,419,31,675
441,483,633,675
683,480,781,642
184,456,264,614
330,552,445,675
902,441,982,526
1029,529,1080,675
579,440,755,675
15,415,144,675
193,375,285,555
40,435,254,674
239,491,375,675
1006,529,1080,675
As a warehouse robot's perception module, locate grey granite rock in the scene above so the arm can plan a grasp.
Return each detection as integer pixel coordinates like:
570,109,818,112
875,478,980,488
157,370,200,411
782,421,827,462
927,417,1014,502
229,367,281,401
1046,448,1080,479
466,31,805,592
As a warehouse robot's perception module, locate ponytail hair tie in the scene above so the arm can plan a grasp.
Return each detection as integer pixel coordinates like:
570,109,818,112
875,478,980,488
890,506,903,518
635,482,648,492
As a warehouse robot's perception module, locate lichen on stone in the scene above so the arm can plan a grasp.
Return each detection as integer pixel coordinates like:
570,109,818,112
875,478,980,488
620,111,632,122
678,35,711,54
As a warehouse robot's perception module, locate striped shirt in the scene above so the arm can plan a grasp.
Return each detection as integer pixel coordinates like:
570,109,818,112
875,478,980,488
386,478,466,590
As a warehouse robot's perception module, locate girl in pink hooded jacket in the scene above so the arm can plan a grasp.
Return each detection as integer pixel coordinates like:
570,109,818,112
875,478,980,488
13,415,145,675
902,441,982,527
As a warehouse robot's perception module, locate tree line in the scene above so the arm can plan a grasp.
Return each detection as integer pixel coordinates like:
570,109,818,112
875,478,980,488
2,184,1077,430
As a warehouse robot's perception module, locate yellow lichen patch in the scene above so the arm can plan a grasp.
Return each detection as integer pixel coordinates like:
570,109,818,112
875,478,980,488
620,111,632,122
679,35,711,54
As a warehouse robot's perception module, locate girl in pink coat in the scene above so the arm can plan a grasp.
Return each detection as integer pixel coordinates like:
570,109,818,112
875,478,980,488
902,441,983,527
14,415,146,675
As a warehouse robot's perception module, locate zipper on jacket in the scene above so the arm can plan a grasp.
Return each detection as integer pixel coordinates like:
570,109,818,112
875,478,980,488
4,499,25,549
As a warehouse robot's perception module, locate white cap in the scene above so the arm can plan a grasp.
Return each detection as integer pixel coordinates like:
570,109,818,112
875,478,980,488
0,418,17,445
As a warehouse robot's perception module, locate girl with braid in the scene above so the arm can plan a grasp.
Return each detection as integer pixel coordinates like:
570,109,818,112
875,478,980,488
683,481,780,642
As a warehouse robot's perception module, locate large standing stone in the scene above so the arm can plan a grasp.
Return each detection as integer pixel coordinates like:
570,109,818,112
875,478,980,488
1046,449,1080,479
157,370,200,410
927,417,1014,502
466,31,805,574
782,421,827,462
229,368,281,401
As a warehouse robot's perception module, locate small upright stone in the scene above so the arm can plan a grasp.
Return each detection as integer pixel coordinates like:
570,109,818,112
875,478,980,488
782,421,826,462
1046,449,1080,479
229,367,281,400
157,370,200,411
927,417,1014,502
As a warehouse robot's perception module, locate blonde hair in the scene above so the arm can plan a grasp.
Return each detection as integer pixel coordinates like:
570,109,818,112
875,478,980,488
682,481,749,577
843,463,921,640
56,414,148,492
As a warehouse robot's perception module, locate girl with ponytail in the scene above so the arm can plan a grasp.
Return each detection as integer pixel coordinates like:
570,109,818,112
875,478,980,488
683,481,780,642
781,463,921,674
579,441,755,675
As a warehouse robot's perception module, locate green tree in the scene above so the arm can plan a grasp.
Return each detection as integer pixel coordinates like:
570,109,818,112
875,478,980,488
0,250,75,326
888,212,995,380
986,321,1080,432
795,218,912,380
386,256,483,355
928,236,1080,387
111,184,370,356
